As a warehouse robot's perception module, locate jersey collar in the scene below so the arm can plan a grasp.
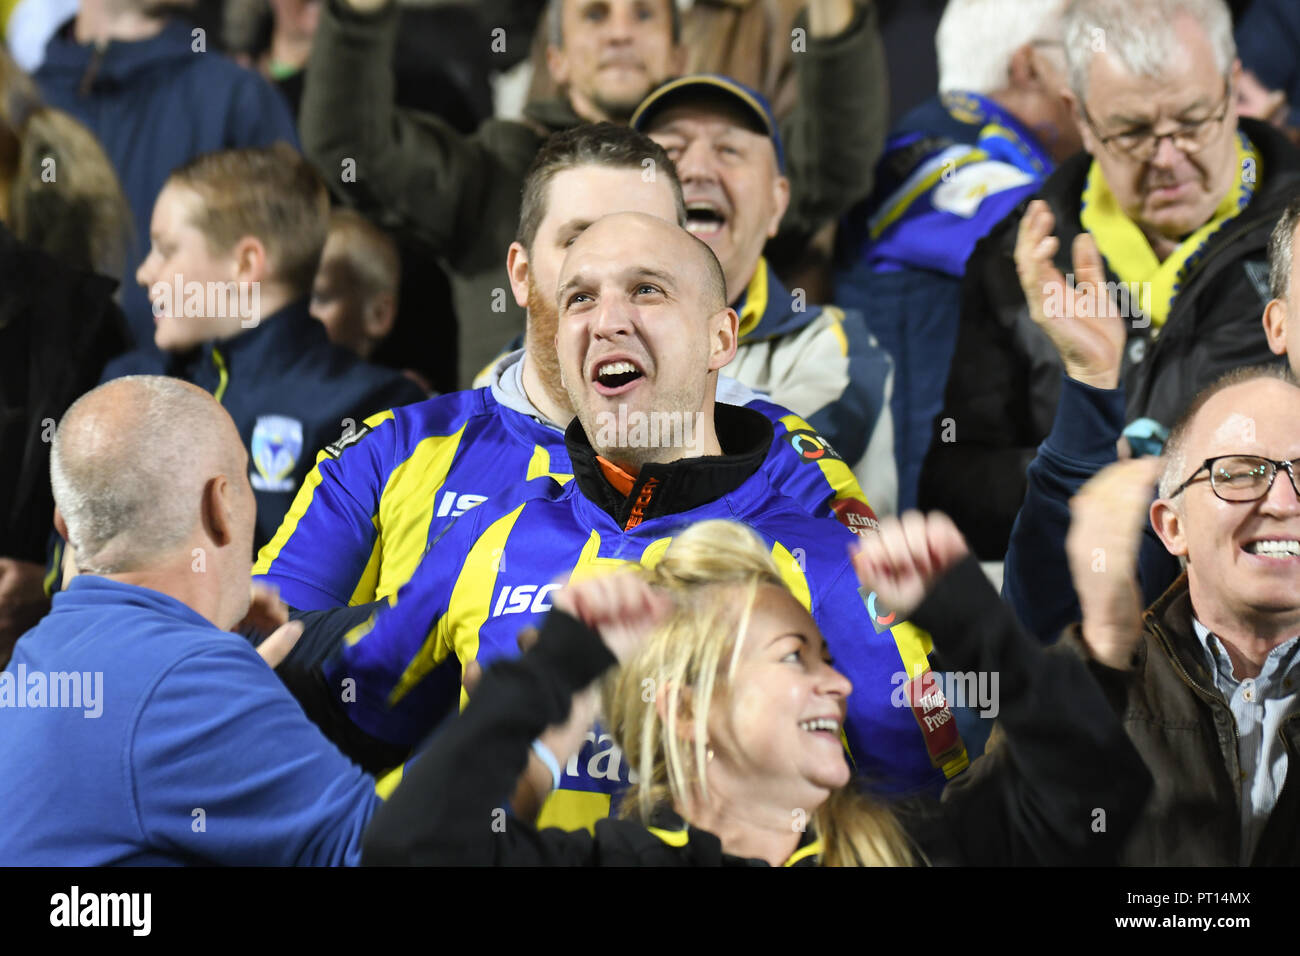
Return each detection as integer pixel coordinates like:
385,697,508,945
564,403,773,531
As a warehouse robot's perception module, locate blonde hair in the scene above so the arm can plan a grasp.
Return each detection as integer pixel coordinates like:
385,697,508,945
0,46,131,278
601,519,917,867
168,142,329,296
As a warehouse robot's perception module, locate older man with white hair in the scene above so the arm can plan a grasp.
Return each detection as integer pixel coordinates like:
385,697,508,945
0,376,379,865
921,0,1300,561
835,0,1078,515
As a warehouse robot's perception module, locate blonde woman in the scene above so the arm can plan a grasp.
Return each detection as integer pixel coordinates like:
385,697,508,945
364,512,1152,866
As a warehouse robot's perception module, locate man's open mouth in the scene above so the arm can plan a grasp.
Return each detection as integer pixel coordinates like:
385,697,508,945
685,200,727,239
593,358,645,395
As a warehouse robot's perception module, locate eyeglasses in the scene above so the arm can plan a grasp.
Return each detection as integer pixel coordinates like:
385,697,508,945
1081,77,1233,162
1169,455,1300,503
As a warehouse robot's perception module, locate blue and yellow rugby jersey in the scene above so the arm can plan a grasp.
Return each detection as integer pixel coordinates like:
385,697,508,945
253,352,877,611
325,406,967,831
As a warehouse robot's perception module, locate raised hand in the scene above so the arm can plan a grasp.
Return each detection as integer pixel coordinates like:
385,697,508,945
1015,199,1127,389
850,511,970,621
550,570,673,665
1065,458,1163,668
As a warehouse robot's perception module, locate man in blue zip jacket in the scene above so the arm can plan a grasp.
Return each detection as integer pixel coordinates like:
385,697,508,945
101,144,425,552
0,376,379,865
36,0,300,349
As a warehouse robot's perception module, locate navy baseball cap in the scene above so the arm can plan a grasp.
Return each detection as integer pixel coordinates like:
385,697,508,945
630,74,785,172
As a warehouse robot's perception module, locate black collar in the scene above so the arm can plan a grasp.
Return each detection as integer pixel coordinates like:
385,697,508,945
564,403,772,530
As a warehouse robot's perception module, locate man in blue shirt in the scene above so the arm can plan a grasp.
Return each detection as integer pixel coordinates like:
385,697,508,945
0,376,379,865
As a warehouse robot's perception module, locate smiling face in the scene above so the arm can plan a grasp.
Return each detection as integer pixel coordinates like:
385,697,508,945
515,164,683,413
705,585,853,808
646,101,789,303
548,0,681,123
1153,379,1300,636
136,182,247,351
555,212,736,468
1073,15,1239,244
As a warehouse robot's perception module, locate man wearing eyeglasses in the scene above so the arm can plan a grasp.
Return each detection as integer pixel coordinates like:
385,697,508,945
920,0,1300,562
1061,367,1300,864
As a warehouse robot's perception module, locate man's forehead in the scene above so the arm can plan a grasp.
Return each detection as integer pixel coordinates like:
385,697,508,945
540,166,677,230
1084,18,1219,119
1189,384,1300,455
648,100,771,143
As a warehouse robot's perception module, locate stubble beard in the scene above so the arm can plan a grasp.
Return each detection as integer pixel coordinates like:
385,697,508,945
526,276,578,422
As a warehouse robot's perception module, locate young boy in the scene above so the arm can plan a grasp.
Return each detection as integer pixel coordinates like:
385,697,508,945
104,143,425,550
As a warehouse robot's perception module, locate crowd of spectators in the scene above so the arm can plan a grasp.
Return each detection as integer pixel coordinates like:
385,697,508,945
3,0,1300,868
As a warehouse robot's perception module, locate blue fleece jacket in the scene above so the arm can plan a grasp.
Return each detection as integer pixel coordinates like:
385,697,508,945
100,299,426,551
35,17,299,347
1002,375,1182,643
0,576,378,865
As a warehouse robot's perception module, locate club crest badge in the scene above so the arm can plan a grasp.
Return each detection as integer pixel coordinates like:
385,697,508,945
250,415,303,492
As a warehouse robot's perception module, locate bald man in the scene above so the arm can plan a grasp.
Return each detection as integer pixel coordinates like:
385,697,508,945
0,376,379,865
296,213,967,832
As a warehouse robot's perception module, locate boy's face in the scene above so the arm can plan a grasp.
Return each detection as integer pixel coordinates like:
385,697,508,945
310,235,372,356
136,183,245,352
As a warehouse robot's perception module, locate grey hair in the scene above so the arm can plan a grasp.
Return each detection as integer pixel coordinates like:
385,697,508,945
1268,193,1300,301
1157,364,1300,501
936,0,1066,95
50,376,232,574
546,0,681,48
1062,0,1235,104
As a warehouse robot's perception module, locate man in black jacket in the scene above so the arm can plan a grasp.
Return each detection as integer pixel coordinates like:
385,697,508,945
0,223,129,667
920,0,1300,559
301,0,885,386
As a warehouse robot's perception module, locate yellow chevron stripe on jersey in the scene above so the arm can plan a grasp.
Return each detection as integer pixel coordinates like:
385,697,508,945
568,530,639,584
526,444,574,484
437,503,529,711
639,536,673,568
537,791,613,835
347,519,384,606
253,409,398,578
374,425,468,603
890,619,970,778
769,541,813,612
778,412,867,509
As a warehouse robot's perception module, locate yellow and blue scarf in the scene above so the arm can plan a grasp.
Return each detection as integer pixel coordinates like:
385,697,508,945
1079,131,1261,329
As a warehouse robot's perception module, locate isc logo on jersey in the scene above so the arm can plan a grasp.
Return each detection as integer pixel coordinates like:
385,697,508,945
492,583,561,617
434,490,488,518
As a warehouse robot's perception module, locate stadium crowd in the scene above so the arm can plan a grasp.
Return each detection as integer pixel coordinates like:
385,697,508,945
2,0,1300,867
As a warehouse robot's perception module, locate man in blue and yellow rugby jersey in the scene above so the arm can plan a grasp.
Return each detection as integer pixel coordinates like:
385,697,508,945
253,123,884,613
301,213,967,831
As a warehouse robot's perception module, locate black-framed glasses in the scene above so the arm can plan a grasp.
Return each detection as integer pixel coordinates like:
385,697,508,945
1169,455,1300,503
1081,76,1233,162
